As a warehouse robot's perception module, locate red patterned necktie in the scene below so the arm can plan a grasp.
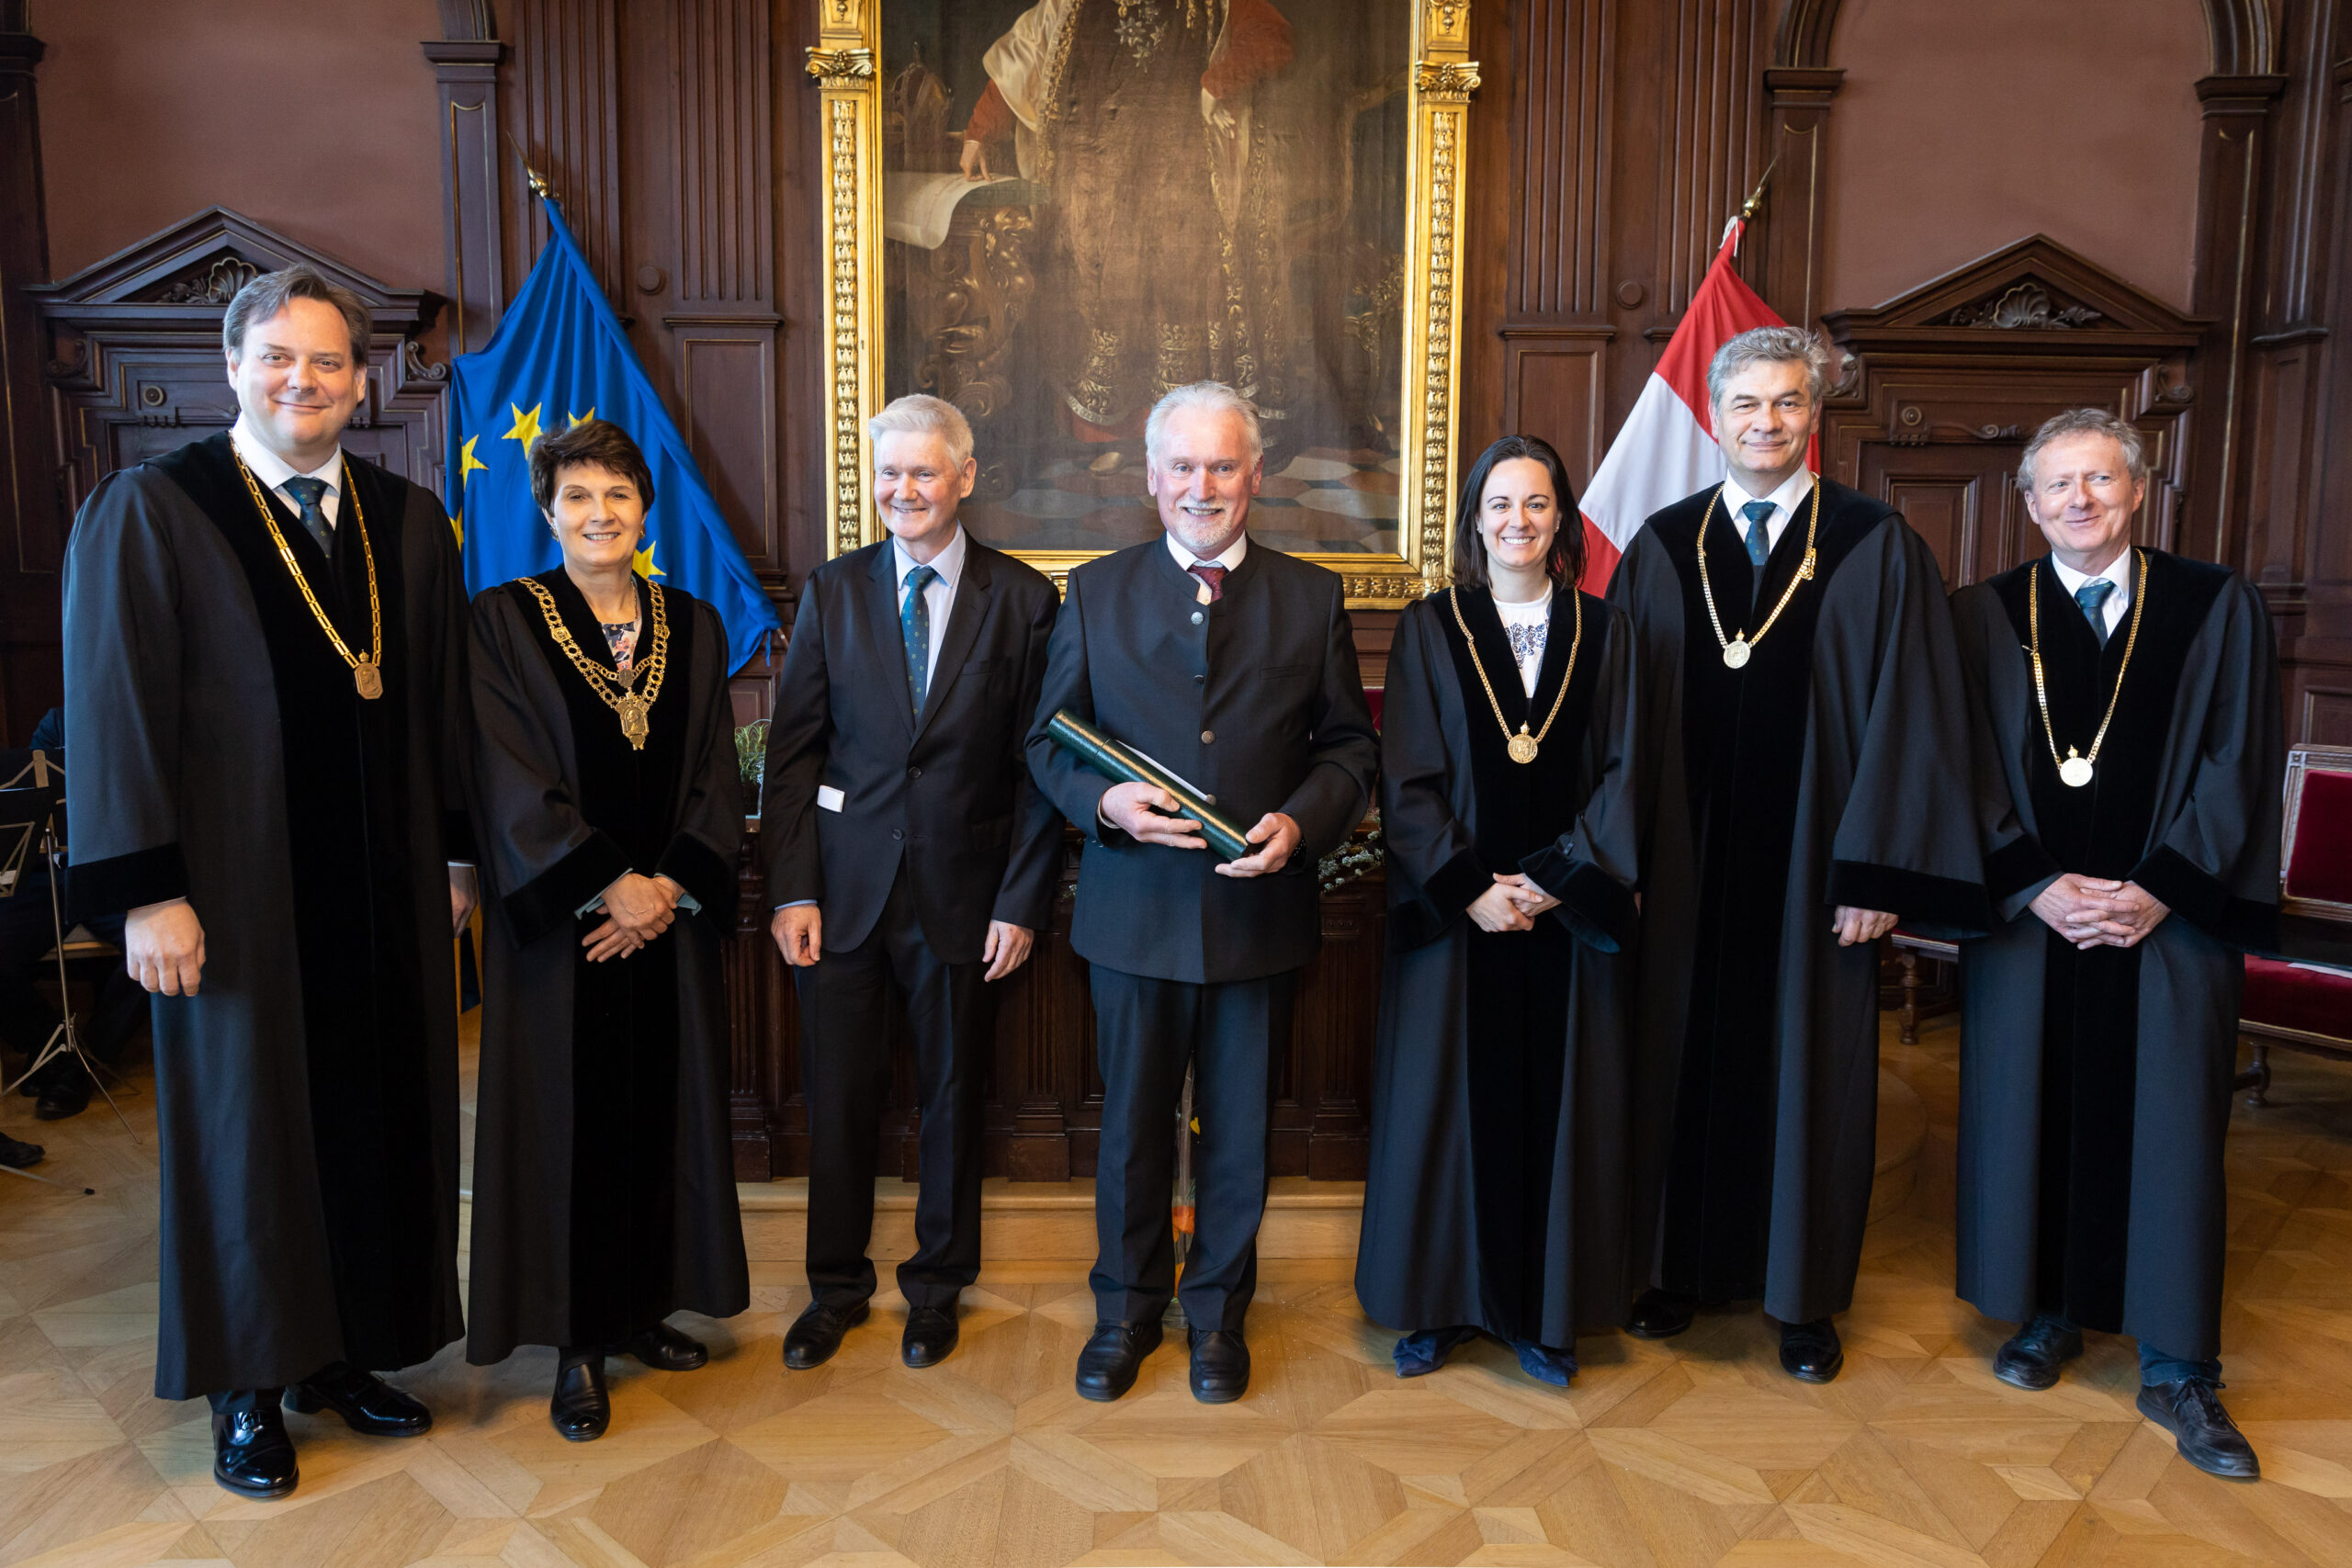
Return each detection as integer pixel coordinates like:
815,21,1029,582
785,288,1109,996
1188,563,1227,603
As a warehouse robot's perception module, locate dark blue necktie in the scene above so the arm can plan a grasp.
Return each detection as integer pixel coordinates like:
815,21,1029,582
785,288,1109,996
1740,499,1774,567
900,563,938,715
2075,580,2114,648
281,476,334,555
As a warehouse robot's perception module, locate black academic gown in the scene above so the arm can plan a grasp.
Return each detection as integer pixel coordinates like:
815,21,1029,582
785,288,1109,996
464,574,750,1362
61,433,469,1399
1609,477,1994,1326
1952,552,2281,1361
1355,586,1645,1348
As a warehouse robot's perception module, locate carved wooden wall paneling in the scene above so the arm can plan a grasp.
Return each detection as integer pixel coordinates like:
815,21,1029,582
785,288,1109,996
505,0,624,302
424,15,505,360
0,16,54,743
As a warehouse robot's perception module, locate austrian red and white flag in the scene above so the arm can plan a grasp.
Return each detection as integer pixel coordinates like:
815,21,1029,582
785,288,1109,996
1577,221,1792,590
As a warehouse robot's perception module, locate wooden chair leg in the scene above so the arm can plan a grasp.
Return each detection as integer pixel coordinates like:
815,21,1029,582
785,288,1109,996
1898,949,1920,1046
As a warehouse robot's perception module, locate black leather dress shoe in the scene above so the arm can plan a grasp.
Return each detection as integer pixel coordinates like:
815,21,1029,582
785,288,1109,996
1994,1317,2084,1392
32,1066,89,1121
550,1354,611,1442
213,1395,299,1498
0,1132,41,1169
1189,1328,1250,1404
1625,1289,1697,1339
783,1300,869,1370
2138,1378,2260,1479
1778,1318,1844,1383
903,1305,959,1369
622,1321,708,1371
1075,1319,1164,1402
284,1361,432,1437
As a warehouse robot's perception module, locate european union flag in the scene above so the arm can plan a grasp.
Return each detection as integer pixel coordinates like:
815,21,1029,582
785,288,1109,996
447,195,779,671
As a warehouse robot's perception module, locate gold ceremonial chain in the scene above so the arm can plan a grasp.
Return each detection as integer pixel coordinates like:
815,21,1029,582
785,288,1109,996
232,446,385,699
1695,479,1821,669
1450,585,1582,764
2028,549,2146,789
524,576,670,750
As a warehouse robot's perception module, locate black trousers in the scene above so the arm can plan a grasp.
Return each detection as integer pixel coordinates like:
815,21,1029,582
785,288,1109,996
791,868,987,1313
1089,965,1295,1331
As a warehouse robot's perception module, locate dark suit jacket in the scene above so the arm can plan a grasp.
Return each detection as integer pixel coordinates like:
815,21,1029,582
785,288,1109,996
1024,536,1378,984
763,535,1061,964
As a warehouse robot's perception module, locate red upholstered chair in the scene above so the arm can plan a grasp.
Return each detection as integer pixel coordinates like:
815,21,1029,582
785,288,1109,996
2241,745,2352,1105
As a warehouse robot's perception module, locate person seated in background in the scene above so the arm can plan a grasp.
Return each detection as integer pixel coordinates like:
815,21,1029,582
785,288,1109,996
0,708,147,1122
1951,409,2284,1481
463,416,749,1442
1354,435,1645,1388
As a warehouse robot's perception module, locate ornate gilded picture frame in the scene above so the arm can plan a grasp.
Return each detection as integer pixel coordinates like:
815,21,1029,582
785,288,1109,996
808,0,1476,606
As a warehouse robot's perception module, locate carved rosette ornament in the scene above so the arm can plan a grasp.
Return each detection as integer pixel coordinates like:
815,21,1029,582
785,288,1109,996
1935,281,2103,331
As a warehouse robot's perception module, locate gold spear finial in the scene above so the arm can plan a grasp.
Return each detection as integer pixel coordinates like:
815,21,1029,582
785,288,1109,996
505,132,553,200
1739,151,1781,222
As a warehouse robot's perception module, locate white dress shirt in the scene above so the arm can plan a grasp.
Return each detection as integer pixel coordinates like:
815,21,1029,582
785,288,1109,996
2049,549,2132,637
892,525,968,690
1166,528,1249,601
230,415,344,529
1721,468,1814,558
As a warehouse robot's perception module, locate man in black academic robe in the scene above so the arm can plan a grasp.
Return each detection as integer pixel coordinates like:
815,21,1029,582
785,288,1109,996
1026,382,1378,1405
1608,326,1993,1383
62,268,472,1499
1953,409,2281,1480
764,396,1062,1372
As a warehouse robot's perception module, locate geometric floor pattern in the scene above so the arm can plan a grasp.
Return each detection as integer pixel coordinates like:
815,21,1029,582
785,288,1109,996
6,1013,2352,1566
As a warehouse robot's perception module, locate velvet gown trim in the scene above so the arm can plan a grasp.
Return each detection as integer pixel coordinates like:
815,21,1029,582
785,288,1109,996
494,574,738,943
1988,554,2274,952
1392,584,1632,953
139,432,449,1373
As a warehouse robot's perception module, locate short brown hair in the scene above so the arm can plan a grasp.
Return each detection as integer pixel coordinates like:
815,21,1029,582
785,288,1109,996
529,417,656,513
222,265,372,364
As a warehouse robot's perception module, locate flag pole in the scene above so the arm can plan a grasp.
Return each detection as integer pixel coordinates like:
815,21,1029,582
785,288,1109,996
1739,152,1779,223
503,131,554,202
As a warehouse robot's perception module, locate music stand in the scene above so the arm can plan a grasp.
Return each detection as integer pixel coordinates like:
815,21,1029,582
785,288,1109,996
0,749,130,1186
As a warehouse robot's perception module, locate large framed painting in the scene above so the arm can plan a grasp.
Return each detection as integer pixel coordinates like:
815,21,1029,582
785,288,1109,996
806,0,1478,605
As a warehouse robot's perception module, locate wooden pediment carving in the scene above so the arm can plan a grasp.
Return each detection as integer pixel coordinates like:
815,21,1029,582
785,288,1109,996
24,206,435,335
1823,234,2207,350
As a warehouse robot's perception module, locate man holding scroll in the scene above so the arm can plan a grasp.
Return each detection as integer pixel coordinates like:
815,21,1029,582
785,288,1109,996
1026,381,1378,1404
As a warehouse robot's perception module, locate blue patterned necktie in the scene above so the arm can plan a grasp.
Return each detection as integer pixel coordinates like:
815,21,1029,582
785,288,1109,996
900,563,938,715
281,475,334,556
2075,580,2114,648
1739,499,1774,567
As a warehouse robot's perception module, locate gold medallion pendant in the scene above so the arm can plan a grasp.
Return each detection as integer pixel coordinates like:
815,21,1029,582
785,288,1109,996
523,576,671,751
1695,481,1822,674
2028,553,2145,795
1451,588,1583,768
617,692,650,749
232,450,386,700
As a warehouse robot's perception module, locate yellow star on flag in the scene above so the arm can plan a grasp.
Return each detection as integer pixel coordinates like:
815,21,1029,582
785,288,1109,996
502,401,544,452
633,539,665,579
567,409,596,428
457,434,488,486
450,510,464,547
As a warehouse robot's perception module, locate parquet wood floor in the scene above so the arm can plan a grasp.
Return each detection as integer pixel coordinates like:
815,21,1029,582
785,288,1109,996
5,1014,2352,1567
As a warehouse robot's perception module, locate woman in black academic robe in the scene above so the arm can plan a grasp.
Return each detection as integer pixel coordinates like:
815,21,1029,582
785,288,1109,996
1355,435,1644,1386
465,418,749,1440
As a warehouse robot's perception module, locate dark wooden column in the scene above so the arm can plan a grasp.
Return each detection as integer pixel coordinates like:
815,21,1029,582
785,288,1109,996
0,7,53,744
2184,71,2289,570
424,3,507,356
1754,66,1841,332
